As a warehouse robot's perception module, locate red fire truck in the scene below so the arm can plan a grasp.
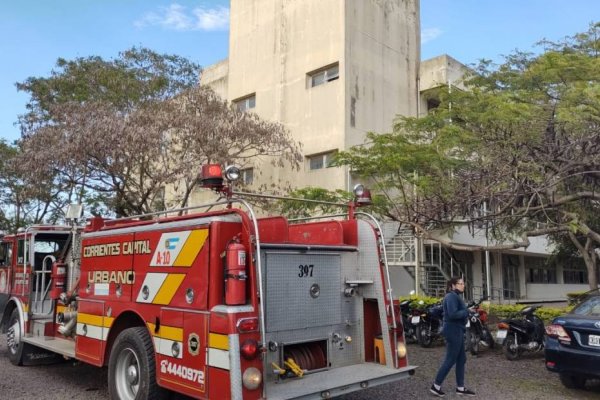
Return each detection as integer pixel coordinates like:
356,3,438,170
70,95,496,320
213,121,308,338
0,164,415,399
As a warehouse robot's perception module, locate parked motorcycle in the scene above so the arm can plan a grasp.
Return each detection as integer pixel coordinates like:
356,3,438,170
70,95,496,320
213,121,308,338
497,305,545,360
399,299,420,344
464,297,494,355
417,301,444,347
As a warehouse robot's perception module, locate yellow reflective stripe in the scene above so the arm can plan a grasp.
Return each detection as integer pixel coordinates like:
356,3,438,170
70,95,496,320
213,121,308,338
57,305,67,314
146,322,183,341
174,229,208,267
209,333,229,350
77,313,114,328
78,313,103,326
153,273,185,305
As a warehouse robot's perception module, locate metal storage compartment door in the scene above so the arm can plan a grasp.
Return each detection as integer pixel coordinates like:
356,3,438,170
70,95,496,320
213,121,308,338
265,252,341,332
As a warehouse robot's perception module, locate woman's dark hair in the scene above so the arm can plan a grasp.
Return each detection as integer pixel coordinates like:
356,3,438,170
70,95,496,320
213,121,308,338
446,276,463,292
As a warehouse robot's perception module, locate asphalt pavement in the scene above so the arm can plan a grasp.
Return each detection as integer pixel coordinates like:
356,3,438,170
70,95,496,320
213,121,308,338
1,336,599,399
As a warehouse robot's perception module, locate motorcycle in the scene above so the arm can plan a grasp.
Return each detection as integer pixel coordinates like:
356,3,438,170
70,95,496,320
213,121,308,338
496,305,545,360
399,299,419,344
464,297,494,356
417,301,444,347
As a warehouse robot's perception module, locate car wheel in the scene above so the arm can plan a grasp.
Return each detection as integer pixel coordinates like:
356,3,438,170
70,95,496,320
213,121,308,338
559,373,586,389
504,334,520,360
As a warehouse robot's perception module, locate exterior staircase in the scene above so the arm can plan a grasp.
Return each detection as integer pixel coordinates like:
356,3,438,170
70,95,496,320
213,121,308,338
385,224,473,299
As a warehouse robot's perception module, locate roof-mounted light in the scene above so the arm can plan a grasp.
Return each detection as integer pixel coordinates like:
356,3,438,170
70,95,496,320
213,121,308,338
353,184,365,197
200,164,224,189
225,165,241,182
353,184,372,206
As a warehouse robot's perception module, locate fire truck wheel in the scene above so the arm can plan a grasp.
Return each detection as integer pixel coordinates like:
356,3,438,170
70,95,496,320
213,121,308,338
108,327,168,400
6,308,33,366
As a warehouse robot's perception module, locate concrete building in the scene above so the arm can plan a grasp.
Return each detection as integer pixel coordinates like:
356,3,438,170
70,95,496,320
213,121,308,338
200,0,420,194
189,0,592,302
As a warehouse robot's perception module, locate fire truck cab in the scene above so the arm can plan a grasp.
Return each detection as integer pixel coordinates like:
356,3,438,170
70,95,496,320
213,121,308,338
0,165,415,400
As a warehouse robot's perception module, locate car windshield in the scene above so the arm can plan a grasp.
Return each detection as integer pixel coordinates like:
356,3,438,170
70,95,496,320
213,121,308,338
571,295,600,317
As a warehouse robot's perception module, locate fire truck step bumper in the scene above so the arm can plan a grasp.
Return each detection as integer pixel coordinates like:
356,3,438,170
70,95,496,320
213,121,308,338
265,363,416,399
22,335,76,359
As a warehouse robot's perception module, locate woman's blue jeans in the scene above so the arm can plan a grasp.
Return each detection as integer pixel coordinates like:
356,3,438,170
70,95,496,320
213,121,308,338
434,330,466,387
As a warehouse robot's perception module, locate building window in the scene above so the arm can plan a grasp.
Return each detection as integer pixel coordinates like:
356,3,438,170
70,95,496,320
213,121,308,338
241,168,254,185
427,98,440,111
563,259,588,284
307,151,337,170
234,94,256,112
525,256,557,284
308,63,339,88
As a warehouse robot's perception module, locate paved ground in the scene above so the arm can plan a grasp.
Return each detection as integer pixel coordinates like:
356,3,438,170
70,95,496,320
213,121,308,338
1,336,599,399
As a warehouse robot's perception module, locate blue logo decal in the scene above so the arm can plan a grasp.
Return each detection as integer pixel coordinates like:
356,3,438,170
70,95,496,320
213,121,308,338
166,237,180,250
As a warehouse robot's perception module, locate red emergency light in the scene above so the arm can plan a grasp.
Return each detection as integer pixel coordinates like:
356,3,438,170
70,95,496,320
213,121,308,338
200,164,224,189
353,184,372,206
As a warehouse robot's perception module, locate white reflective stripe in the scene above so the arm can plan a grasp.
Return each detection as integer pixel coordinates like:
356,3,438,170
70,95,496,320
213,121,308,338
229,334,242,400
76,323,108,341
153,336,183,359
136,273,168,303
207,348,230,370
150,231,192,267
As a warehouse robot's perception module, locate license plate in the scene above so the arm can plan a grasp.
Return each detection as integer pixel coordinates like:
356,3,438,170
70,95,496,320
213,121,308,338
411,316,420,324
589,335,600,347
496,329,507,340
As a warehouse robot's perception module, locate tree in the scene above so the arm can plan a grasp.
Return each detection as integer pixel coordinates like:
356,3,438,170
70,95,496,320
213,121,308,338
15,47,301,217
0,139,63,232
336,23,600,289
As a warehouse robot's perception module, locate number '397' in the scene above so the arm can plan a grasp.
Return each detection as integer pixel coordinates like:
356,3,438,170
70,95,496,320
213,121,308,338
298,264,314,277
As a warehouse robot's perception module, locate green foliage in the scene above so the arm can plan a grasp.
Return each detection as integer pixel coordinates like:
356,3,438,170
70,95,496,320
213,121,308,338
338,23,600,288
400,294,570,324
398,295,442,309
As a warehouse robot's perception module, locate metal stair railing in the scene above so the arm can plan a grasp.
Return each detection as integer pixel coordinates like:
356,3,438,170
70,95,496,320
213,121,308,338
384,227,429,295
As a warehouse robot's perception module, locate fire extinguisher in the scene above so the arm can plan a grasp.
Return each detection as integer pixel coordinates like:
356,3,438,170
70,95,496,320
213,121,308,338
225,237,247,305
51,261,67,300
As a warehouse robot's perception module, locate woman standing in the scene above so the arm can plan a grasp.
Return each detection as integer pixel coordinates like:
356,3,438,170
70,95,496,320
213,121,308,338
430,277,476,397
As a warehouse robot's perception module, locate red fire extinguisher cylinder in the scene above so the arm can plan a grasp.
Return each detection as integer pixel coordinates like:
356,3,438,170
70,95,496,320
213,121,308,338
225,239,247,305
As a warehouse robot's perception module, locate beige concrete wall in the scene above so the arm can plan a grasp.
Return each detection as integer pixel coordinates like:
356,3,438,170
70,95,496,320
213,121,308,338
227,0,346,191
345,0,420,148
198,0,420,195
419,54,469,116
200,59,229,100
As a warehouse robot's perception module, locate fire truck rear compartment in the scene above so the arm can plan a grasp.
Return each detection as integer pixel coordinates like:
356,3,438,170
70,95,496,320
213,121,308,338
260,219,415,398
262,248,369,382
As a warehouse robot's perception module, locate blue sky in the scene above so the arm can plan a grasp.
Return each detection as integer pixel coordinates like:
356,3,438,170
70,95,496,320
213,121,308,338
0,1,597,143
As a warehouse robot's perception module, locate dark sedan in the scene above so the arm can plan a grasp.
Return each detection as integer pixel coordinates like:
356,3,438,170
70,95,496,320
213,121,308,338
545,290,600,389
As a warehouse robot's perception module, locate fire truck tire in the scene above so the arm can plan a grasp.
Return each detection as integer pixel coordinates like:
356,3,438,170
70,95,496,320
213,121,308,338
108,327,168,400
6,308,34,366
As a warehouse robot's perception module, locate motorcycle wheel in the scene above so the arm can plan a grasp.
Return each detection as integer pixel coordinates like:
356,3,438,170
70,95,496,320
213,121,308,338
504,334,520,360
464,330,479,355
483,328,495,349
419,326,433,348
404,326,417,344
